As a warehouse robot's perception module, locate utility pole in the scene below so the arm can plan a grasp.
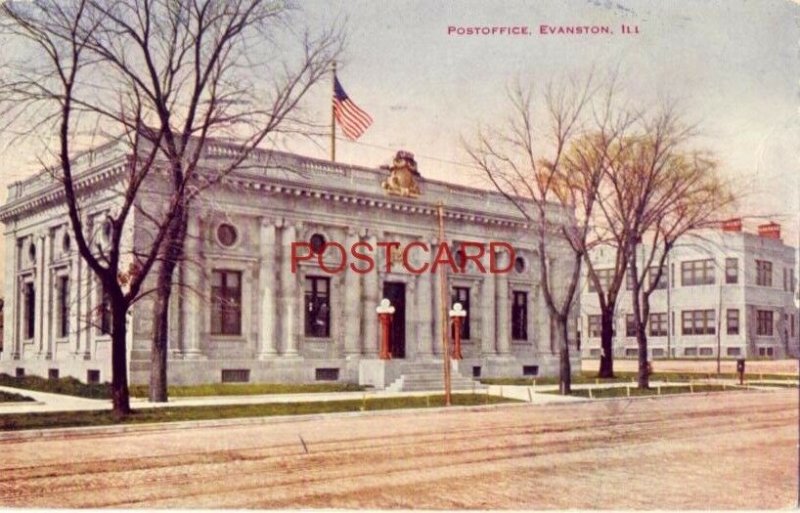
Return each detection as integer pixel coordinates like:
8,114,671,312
437,201,452,406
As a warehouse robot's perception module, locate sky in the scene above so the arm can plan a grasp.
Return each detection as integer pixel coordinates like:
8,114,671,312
0,0,798,288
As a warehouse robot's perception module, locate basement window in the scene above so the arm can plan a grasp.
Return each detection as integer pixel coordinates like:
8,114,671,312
472,366,481,378
48,369,59,380
221,369,250,383
522,365,539,377
15,368,24,378
87,369,101,384
315,368,339,381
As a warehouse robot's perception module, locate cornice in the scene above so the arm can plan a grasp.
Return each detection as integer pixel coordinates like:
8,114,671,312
0,157,129,223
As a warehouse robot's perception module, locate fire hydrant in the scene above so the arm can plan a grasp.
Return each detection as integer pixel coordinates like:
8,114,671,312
449,302,467,360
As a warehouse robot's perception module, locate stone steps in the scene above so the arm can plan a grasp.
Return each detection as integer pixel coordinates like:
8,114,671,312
386,363,486,392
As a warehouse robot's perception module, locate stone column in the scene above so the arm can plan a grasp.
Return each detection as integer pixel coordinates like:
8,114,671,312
36,231,48,356
182,215,204,358
480,252,496,356
432,236,444,356
363,234,379,356
495,249,511,355
69,242,80,356
280,223,299,356
3,236,18,360
416,267,434,358
258,219,278,358
343,229,362,356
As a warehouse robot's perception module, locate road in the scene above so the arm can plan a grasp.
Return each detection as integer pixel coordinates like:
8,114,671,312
0,389,796,509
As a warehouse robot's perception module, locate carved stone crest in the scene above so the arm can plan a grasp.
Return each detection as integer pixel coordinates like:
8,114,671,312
381,150,421,198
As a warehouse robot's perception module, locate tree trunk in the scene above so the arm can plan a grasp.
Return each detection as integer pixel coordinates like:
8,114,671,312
149,207,188,403
636,323,649,389
598,308,615,378
556,316,571,395
110,300,131,416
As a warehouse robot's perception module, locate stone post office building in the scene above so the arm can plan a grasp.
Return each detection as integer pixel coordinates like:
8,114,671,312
0,141,579,387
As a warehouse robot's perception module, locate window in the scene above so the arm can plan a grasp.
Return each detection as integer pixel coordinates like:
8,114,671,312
588,269,613,293
625,314,636,337
699,347,713,356
522,365,538,376
210,270,242,335
99,285,112,335
652,348,665,358
315,368,340,381
726,347,741,356
309,233,326,254
514,256,526,273
625,272,634,291
589,348,601,357
304,276,330,337
684,347,698,356
726,309,739,335
758,347,774,357
23,281,35,340
624,348,638,357
221,369,250,383
681,310,716,335
756,310,773,336
725,258,738,284
587,315,601,338
792,314,796,338
62,232,71,253
216,223,238,247
756,260,772,287
511,291,527,340
649,313,667,337
681,259,715,286
87,369,101,384
56,276,69,338
452,287,471,339
648,267,667,290
783,268,788,291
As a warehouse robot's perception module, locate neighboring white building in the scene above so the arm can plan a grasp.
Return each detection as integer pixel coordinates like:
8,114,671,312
0,141,580,386
581,220,799,360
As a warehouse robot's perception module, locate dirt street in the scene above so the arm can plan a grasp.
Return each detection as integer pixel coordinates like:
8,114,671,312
1,389,797,509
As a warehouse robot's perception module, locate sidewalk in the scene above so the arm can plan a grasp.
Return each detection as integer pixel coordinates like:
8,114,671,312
0,384,584,415
1,377,789,415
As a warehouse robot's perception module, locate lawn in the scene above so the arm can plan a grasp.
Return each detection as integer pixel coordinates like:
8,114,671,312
0,393,515,431
0,390,35,403
481,370,797,386
543,384,741,398
0,373,367,399
128,382,366,397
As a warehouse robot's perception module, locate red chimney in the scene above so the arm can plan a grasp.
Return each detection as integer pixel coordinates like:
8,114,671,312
722,218,742,232
757,222,781,240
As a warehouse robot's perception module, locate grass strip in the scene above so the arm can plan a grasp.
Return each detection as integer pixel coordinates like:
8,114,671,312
0,391,35,403
0,373,109,399
543,384,738,398
128,382,366,397
0,374,367,399
482,371,797,386
0,393,514,431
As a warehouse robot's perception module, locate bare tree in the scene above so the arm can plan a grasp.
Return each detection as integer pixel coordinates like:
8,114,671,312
601,108,734,388
0,0,342,414
465,77,612,394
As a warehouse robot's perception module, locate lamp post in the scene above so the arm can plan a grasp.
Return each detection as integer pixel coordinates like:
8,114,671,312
376,298,395,360
449,302,467,360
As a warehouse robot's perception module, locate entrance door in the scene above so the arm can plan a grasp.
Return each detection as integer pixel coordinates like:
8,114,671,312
382,282,406,358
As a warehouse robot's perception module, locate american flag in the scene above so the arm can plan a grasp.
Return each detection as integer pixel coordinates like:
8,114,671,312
333,76,373,140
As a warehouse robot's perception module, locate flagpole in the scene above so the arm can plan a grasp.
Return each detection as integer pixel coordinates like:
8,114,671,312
330,61,336,162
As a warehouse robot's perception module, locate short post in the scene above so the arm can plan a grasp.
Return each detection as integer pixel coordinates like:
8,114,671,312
449,302,467,360
376,299,395,360
737,358,746,386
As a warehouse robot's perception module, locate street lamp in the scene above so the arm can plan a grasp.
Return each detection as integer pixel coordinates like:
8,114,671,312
376,298,395,360
449,302,467,360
